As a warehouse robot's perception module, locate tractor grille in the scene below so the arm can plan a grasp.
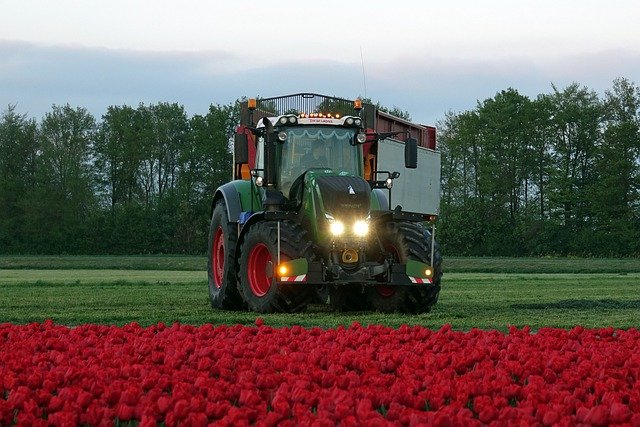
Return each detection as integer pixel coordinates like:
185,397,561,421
316,176,371,218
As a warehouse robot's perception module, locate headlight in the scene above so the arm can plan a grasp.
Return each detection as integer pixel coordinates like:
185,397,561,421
329,220,345,236
353,220,369,237
356,133,367,143
385,177,393,189
279,117,288,125
255,176,264,187
277,131,287,141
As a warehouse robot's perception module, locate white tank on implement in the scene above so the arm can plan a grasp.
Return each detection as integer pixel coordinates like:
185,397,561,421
377,138,441,215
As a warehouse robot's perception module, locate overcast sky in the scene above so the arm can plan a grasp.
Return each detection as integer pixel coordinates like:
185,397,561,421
1,0,639,125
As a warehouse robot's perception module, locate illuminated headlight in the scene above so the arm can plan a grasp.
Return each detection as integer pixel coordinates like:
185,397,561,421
353,220,369,237
385,178,393,189
356,133,367,143
255,176,264,187
277,131,287,141
325,213,345,236
330,221,345,236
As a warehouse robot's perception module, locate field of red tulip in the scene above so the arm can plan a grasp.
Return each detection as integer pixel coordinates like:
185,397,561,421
1,320,639,426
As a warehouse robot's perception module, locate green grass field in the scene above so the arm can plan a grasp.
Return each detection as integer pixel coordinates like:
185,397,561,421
1,256,638,330
3,254,640,273
0,255,202,271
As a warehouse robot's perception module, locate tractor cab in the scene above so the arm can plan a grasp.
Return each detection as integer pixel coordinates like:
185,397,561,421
252,115,365,200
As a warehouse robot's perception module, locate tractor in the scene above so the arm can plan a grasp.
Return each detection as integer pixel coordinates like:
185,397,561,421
207,93,442,313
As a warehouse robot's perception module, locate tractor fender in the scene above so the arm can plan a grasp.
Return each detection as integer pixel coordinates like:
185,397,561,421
371,188,389,211
212,182,243,223
234,211,266,259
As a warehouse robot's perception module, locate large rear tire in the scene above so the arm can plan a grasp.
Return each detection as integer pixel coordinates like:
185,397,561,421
238,221,316,313
207,200,244,310
367,222,442,313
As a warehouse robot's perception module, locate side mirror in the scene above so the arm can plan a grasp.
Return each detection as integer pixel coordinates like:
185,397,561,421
234,133,249,164
404,137,418,169
261,116,278,144
261,117,274,133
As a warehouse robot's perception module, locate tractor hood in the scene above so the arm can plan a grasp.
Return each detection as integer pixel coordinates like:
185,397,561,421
314,175,371,218
288,170,372,241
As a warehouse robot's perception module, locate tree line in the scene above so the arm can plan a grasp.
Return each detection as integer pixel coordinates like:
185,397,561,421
1,78,638,256
0,102,235,254
438,77,640,256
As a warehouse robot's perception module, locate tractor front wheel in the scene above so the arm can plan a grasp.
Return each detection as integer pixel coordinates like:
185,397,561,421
238,221,315,313
367,222,442,313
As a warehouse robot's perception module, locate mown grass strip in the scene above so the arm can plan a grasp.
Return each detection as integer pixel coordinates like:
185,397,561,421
2,255,640,274
444,257,640,274
1,272,638,330
0,269,205,284
0,255,204,271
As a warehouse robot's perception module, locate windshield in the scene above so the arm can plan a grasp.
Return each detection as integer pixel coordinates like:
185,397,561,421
278,127,363,197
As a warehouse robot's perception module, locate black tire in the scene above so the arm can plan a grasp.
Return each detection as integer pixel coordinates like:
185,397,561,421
418,223,443,307
367,222,442,313
238,221,316,313
329,285,368,312
313,284,330,305
207,200,244,310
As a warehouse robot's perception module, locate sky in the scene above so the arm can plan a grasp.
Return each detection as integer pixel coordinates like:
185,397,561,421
1,0,639,125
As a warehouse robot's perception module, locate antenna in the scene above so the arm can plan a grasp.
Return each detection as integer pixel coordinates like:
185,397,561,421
360,46,367,98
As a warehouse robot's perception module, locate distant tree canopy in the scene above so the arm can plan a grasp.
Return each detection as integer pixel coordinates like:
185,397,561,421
0,79,638,256
0,102,235,254
438,78,640,256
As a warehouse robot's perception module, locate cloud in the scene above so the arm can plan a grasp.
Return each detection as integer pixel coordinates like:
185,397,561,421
1,40,639,126
0,41,244,117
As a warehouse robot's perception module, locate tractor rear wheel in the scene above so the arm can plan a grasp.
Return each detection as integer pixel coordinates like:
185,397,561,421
207,199,244,310
238,221,316,313
367,222,442,313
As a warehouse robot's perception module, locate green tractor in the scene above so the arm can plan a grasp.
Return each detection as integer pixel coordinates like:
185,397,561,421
207,93,442,313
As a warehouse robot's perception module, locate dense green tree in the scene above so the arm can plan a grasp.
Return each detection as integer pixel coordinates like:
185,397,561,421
590,78,640,255
0,106,38,252
438,110,486,255
31,105,98,252
544,83,603,253
475,89,533,219
141,103,190,252
146,103,189,202
95,105,146,208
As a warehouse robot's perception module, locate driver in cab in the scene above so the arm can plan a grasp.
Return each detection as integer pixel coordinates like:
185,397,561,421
301,144,328,168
